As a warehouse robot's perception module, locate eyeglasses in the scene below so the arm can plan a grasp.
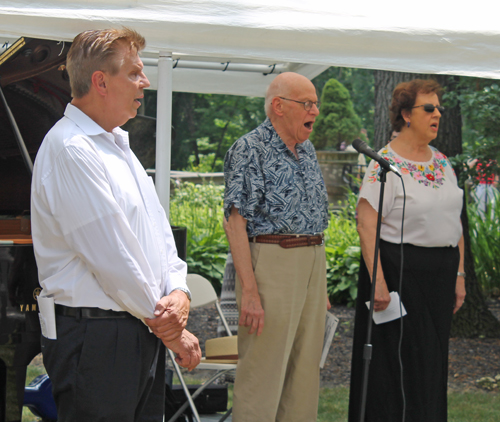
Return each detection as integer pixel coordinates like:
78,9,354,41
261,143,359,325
278,97,320,111
412,103,445,113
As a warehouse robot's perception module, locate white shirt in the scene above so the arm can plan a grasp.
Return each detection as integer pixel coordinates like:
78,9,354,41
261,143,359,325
31,104,188,320
359,144,463,247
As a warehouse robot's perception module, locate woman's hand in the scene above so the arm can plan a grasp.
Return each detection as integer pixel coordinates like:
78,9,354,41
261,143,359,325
453,275,466,314
374,278,391,312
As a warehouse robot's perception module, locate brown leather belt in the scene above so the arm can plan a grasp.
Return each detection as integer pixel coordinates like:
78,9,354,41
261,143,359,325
248,233,324,249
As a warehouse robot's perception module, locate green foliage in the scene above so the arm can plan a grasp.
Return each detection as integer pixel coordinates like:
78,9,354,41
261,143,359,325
311,78,362,150
446,80,500,186
324,191,360,306
313,67,374,143
186,152,224,173
468,193,500,297
185,137,224,172
169,182,362,304
144,91,265,171
169,182,228,292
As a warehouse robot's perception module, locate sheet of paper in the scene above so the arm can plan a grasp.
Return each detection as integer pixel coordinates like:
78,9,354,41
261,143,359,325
320,312,339,368
38,296,57,339
365,291,407,325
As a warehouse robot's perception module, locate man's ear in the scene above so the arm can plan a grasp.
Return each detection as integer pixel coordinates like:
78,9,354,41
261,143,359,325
271,96,284,117
91,71,107,97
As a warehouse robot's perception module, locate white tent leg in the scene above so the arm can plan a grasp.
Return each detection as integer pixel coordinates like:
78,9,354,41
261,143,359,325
155,50,173,216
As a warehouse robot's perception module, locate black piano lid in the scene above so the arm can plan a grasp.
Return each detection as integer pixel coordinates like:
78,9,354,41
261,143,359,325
0,37,72,215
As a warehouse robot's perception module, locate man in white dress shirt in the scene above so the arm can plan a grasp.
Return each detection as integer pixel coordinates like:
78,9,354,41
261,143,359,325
31,28,200,422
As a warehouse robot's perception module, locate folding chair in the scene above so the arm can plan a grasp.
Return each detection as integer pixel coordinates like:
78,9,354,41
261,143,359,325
167,274,237,422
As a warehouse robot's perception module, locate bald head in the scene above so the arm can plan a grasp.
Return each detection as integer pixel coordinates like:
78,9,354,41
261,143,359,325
265,72,316,117
264,72,319,148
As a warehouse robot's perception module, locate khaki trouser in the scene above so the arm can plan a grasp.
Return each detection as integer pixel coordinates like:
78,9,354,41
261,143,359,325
233,242,327,422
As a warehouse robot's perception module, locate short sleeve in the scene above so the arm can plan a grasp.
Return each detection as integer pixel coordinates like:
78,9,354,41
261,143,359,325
223,138,264,223
358,159,398,218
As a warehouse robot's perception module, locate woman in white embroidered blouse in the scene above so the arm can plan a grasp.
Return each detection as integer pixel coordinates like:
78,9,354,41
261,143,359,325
349,79,466,422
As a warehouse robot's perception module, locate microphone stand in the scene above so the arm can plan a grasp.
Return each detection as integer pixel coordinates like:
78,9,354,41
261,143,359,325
358,167,388,422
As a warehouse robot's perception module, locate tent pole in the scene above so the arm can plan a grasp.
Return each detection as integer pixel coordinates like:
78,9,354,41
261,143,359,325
155,50,173,218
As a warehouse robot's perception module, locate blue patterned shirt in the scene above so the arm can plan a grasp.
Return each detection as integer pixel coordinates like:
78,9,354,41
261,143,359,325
224,118,329,237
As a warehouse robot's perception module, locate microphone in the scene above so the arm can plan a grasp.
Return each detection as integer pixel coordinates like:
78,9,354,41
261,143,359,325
352,139,402,177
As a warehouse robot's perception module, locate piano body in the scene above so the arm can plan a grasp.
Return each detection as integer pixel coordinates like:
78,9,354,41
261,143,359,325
0,37,71,422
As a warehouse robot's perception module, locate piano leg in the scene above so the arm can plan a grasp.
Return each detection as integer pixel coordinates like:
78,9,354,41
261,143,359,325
0,341,41,422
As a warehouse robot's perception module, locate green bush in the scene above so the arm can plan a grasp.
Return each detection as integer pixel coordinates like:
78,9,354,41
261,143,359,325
168,179,500,304
468,193,500,297
169,182,228,292
325,191,360,307
311,78,362,150
169,182,364,303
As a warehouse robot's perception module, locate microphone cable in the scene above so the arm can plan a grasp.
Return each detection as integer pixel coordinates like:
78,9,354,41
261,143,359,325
397,177,407,422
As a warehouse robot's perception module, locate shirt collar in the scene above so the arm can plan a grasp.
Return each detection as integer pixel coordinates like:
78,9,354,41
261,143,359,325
64,103,107,136
264,118,288,155
64,103,130,149
265,117,306,157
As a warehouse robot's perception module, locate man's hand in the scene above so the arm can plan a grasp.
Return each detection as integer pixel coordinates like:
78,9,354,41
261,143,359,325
145,290,190,342
240,288,265,336
165,329,201,371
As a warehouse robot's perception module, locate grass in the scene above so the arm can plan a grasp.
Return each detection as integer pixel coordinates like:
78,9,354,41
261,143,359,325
21,358,500,421
316,388,500,422
318,387,350,421
448,391,500,422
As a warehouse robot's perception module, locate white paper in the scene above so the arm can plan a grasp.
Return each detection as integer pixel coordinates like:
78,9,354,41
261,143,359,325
38,296,57,339
365,291,407,325
320,312,339,368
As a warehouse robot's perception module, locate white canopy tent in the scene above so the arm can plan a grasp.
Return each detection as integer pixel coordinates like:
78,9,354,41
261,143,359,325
1,0,499,209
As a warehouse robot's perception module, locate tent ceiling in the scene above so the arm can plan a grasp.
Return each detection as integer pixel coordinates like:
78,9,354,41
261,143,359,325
1,0,499,97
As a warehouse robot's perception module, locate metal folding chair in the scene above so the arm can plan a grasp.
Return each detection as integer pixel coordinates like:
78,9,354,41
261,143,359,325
167,274,236,422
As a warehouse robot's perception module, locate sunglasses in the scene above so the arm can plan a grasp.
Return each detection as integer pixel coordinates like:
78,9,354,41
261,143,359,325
412,103,445,113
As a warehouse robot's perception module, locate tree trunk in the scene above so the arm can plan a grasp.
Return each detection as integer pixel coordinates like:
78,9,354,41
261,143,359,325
211,120,230,171
373,70,500,338
373,71,427,150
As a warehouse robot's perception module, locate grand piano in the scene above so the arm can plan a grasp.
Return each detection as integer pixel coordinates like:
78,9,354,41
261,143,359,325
0,37,71,422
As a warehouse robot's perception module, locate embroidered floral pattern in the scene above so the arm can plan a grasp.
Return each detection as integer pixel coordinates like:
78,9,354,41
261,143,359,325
367,145,450,188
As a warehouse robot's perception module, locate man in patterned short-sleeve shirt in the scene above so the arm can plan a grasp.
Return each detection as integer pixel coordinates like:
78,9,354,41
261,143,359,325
224,72,330,422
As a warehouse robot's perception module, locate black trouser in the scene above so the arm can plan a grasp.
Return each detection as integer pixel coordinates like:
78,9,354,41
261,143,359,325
41,313,165,422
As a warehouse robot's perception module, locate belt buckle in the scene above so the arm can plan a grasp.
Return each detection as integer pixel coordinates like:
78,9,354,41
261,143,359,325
314,232,324,246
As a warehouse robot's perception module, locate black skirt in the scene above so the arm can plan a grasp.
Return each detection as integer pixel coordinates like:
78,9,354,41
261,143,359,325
348,240,459,422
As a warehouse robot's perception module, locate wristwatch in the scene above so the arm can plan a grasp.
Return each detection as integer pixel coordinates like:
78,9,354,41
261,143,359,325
171,287,192,301
457,271,466,278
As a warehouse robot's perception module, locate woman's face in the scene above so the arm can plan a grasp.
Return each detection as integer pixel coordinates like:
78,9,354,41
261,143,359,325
404,92,442,142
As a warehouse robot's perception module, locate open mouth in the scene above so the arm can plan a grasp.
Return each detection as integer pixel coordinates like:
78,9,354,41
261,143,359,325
430,123,438,130
304,121,314,130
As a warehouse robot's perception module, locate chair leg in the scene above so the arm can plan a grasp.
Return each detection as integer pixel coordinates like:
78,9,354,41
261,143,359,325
219,406,233,422
166,349,201,422
168,368,235,421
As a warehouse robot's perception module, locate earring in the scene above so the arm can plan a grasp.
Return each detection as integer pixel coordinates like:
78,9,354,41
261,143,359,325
407,121,410,128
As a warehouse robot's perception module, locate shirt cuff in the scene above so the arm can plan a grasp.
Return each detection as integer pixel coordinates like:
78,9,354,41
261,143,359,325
167,273,190,297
